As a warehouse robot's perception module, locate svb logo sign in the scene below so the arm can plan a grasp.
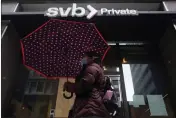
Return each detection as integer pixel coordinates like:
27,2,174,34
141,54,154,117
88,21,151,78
45,3,138,19
45,3,97,19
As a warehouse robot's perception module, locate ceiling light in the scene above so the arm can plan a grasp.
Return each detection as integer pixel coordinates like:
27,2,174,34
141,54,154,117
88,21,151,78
21,106,25,110
119,43,144,45
122,58,127,63
119,43,126,45
103,66,107,70
108,43,116,45
116,67,120,72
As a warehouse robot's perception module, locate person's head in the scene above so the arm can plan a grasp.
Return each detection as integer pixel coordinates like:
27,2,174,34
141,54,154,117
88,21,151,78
81,51,101,66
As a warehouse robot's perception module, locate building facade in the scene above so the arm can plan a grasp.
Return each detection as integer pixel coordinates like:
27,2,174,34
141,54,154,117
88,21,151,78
1,1,176,118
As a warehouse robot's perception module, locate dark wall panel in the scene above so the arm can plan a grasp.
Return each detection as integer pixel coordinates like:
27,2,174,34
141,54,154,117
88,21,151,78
159,23,176,114
1,22,21,116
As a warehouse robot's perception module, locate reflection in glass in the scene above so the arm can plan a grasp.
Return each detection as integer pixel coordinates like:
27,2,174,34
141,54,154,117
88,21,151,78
51,82,57,93
130,64,157,94
36,82,44,92
45,82,52,94
128,64,174,118
147,95,168,116
25,82,31,94
29,82,37,93
112,80,119,89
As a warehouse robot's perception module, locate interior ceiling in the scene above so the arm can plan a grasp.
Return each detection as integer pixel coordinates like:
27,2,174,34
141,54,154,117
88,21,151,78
11,15,169,43
9,15,169,67
103,45,119,67
119,44,161,63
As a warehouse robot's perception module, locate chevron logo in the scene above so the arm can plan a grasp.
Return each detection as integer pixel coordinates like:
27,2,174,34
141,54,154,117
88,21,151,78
45,3,98,19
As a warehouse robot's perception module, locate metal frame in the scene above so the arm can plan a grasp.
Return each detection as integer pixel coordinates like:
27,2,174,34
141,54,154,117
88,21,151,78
1,20,10,39
2,11,176,20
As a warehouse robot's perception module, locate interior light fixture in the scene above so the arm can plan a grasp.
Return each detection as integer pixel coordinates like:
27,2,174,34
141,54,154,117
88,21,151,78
116,67,120,72
103,66,107,70
119,43,144,45
21,106,25,110
174,24,176,30
107,43,116,45
122,58,127,63
122,64,134,101
119,43,126,45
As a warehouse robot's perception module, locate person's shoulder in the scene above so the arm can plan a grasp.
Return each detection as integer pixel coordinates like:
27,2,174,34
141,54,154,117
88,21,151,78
89,63,101,69
86,63,102,73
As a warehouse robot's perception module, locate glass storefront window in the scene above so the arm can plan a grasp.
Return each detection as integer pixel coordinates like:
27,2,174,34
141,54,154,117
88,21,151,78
29,82,37,93
36,82,45,92
122,63,175,118
29,70,45,79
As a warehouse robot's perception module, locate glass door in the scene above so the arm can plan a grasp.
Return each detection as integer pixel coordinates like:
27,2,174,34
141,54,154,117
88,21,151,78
118,43,175,118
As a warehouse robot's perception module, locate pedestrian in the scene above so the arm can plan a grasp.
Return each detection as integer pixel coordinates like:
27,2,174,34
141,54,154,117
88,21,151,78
64,51,110,118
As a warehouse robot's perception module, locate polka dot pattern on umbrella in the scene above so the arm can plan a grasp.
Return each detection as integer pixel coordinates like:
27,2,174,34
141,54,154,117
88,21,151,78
21,19,110,78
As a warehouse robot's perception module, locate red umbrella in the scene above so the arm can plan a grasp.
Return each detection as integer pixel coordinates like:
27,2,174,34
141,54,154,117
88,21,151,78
21,19,110,79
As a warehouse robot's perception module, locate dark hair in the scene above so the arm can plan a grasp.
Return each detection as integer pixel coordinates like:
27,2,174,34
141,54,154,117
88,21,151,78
85,51,102,65
85,51,100,58
94,57,102,65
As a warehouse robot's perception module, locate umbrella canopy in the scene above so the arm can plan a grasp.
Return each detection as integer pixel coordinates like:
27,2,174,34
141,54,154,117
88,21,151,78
21,19,110,78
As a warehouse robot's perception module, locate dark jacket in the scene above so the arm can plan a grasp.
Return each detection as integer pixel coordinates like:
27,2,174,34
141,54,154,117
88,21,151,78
69,63,110,118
